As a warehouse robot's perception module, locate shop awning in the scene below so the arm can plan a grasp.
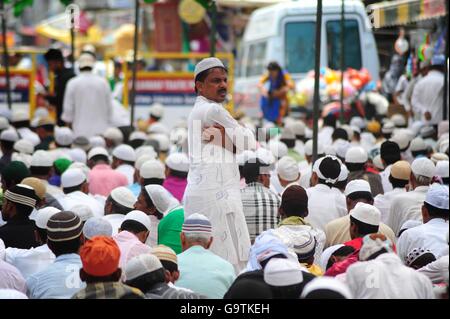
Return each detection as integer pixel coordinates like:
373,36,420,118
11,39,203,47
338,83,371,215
367,0,447,29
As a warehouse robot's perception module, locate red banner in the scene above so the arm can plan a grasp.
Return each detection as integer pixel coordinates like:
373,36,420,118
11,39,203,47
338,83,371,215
153,2,182,52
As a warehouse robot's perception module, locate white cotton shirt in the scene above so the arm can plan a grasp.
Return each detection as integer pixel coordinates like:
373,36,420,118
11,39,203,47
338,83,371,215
57,191,104,218
299,164,312,189
5,245,55,280
397,218,449,263
62,71,113,138
379,164,393,193
318,126,334,147
116,164,135,185
387,186,429,236
418,255,449,284
305,184,347,231
374,187,407,224
411,70,444,125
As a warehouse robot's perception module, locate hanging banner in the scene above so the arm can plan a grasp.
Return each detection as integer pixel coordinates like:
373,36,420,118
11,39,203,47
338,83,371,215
0,70,34,112
153,2,183,52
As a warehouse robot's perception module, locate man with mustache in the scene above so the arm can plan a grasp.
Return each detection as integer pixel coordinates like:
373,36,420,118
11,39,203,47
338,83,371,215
184,57,256,273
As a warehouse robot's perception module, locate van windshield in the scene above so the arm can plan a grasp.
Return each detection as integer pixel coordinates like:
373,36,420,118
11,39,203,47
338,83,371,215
245,42,267,77
285,21,316,74
326,19,362,70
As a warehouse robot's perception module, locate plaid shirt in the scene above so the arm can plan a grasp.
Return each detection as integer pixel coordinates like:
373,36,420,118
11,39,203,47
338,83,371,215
241,182,281,242
72,282,144,299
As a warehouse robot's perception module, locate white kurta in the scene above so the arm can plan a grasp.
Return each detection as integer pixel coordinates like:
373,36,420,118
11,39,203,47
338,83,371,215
184,96,256,273
387,186,429,236
379,164,393,193
374,188,407,224
57,191,104,218
411,70,444,125
418,255,449,284
305,184,347,231
346,253,435,299
116,164,135,185
61,72,112,138
5,245,55,280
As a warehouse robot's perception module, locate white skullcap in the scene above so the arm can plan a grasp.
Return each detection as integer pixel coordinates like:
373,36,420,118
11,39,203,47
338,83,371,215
55,127,74,146
435,161,449,178
350,117,366,130
31,150,53,167
410,137,427,152
111,187,136,209
103,127,124,144
78,52,96,69
144,184,178,213
391,129,414,150
194,57,226,78
0,116,9,130
268,140,288,159
349,202,381,226
255,147,275,166
236,150,256,166
304,139,324,157
287,120,306,136
135,145,157,160
319,244,344,271
280,127,296,140
87,146,109,160
438,138,449,153
123,210,151,231
264,258,304,286
135,154,154,170
68,162,90,181
12,109,29,122
129,131,147,141
11,153,32,168
113,144,136,162
13,139,34,155
425,183,449,210
390,114,407,127
83,217,113,240
411,157,436,178
148,122,169,135
382,121,395,134
420,126,435,138
150,134,170,152
324,145,337,156
345,179,372,197
68,148,87,164
431,153,449,165
149,103,164,118
334,140,351,159
300,277,353,299
0,128,19,142
89,136,106,148
438,121,449,138
70,204,94,222
372,154,385,170
338,164,349,181
288,230,317,258
0,289,28,299
312,155,342,184
166,152,189,173
170,127,188,145
140,159,165,179
35,207,61,229
61,168,86,188
72,136,90,151
345,146,368,164
125,253,163,281
277,156,300,182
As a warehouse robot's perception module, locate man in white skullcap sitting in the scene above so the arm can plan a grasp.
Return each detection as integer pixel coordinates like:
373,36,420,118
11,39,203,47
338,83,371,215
112,144,136,185
184,57,256,273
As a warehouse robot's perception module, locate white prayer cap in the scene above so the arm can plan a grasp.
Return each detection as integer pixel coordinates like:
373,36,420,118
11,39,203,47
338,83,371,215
150,133,170,152
349,202,381,226
54,127,74,146
69,162,91,181
334,140,351,159
390,133,410,151
13,139,34,154
420,126,435,139
268,140,288,159
304,139,324,157
312,155,342,184
134,155,153,170
324,145,336,156
263,258,304,286
70,204,94,222
123,210,151,231
255,147,275,166
345,146,368,164
350,116,366,130
35,207,61,229
0,238,5,261
89,135,106,148
338,164,349,181
170,127,188,145
87,146,109,160
288,230,316,258
435,160,449,178
300,277,353,299
277,156,299,182
425,183,449,210
78,52,96,69
144,184,178,213
31,150,53,167
68,148,87,164
166,152,189,173
351,125,361,135
103,127,124,144
438,121,449,138
83,217,113,240
0,128,19,142
410,137,428,152
411,157,436,178
280,127,296,140
431,153,449,165
72,136,91,152
135,145,157,160
148,122,169,135
381,121,395,134
129,131,147,141
11,153,31,167
390,114,407,127
11,109,29,122
237,150,256,166
438,138,449,153
372,154,384,170
149,103,164,119
125,253,163,281
194,57,226,78
111,186,136,209
319,244,344,271
286,120,306,136
113,144,136,162
140,159,165,179
0,116,9,130
344,179,372,197
0,289,28,299
61,168,86,188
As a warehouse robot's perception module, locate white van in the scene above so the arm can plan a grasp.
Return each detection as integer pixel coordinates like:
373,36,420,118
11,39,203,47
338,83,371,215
234,0,380,114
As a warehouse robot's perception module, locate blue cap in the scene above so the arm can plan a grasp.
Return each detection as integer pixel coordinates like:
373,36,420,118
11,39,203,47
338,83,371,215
431,54,445,66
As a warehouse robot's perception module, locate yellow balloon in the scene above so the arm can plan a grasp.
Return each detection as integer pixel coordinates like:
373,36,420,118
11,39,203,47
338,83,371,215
178,0,206,25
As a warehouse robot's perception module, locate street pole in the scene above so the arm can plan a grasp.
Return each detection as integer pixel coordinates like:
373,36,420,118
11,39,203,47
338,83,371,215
444,0,448,120
1,0,12,110
339,0,345,124
130,0,140,126
70,3,75,71
312,0,323,163
209,0,217,57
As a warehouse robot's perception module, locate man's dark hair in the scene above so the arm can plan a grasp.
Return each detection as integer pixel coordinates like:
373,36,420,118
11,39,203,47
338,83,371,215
120,220,148,234
13,202,34,217
47,237,81,257
30,166,52,176
63,183,84,194
141,190,163,220
161,260,178,273
44,48,64,62
323,114,337,128
350,215,379,237
424,202,449,219
335,179,348,191
409,252,437,269
347,191,374,203
125,269,166,293
303,290,348,299
382,133,392,140
142,178,164,187
260,254,287,270
129,139,145,149
242,159,269,184
82,271,119,284
443,177,449,185
388,175,409,188
380,141,401,165
168,169,188,179
345,163,365,172
280,138,295,149
326,246,355,270
79,66,93,72
107,195,133,215
332,128,349,142
411,150,428,158
0,140,14,151
36,227,48,243
38,124,55,133
90,154,109,165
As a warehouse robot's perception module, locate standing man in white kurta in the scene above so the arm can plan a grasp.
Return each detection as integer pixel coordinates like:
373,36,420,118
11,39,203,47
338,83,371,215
184,58,256,273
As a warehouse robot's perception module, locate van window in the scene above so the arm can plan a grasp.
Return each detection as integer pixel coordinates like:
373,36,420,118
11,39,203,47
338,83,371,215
326,19,362,70
245,42,267,77
285,22,316,74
